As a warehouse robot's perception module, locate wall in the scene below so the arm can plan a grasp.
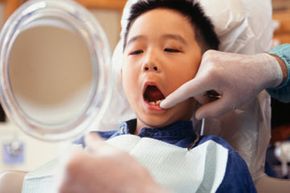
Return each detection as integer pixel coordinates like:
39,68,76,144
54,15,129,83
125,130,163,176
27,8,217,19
0,122,71,171
272,0,290,44
0,3,3,27
91,9,121,50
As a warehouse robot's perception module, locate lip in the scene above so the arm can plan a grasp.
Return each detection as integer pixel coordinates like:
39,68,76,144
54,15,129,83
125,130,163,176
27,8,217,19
145,102,165,111
142,81,166,99
142,81,166,112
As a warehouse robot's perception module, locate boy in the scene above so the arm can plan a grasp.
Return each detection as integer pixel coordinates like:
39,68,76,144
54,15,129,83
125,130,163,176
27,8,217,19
91,0,256,192
24,0,257,193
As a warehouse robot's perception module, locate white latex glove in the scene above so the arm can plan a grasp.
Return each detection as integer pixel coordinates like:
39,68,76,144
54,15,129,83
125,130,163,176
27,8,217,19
58,134,168,193
160,50,283,119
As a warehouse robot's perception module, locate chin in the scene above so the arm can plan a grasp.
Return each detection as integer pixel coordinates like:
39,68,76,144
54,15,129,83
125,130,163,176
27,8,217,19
138,116,175,129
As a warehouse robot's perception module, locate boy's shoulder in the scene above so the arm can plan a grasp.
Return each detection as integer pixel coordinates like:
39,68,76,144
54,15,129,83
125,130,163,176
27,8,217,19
197,135,235,152
97,130,119,139
198,135,257,193
73,130,119,146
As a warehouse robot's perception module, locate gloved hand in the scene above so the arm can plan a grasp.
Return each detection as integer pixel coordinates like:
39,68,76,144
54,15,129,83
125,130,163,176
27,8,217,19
160,50,283,119
58,133,168,193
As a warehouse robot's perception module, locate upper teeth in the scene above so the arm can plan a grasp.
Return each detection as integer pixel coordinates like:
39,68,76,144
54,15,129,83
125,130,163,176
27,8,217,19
149,100,162,106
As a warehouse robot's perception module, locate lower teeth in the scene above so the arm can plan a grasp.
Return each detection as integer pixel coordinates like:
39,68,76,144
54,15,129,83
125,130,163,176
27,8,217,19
149,100,162,106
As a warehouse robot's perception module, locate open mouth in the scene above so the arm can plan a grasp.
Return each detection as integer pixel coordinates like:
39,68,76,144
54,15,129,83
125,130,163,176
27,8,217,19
143,84,165,106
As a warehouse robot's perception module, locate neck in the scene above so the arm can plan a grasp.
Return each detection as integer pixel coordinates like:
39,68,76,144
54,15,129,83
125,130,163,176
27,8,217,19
135,119,197,135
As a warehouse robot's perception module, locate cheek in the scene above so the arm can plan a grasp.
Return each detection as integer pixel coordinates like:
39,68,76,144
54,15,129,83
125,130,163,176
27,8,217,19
181,51,202,79
121,69,129,95
122,67,138,99
167,66,198,91
188,54,202,77
167,55,201,89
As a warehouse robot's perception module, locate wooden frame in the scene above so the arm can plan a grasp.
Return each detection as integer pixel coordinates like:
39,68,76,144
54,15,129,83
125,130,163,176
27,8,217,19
77,0,126,10
1,0,22,21
273,10,290,44
1,0,126,21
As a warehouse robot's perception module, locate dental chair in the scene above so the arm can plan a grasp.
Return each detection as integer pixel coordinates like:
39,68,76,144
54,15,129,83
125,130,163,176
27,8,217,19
0,0,290,193
204,91,290,193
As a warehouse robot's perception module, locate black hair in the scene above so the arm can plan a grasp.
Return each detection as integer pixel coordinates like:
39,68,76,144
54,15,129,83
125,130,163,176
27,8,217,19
123,0,220,52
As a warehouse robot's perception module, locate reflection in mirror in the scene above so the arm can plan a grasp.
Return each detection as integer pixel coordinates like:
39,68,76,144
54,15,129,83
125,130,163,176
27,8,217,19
9,26,93,129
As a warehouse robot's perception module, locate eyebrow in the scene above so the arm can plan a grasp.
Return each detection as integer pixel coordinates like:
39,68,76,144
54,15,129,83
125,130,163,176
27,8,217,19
161,34,187,45
127,35,146,47
126,33,187,47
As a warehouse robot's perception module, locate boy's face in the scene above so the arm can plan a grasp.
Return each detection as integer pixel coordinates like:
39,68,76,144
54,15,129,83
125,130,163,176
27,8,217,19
122,8,202,131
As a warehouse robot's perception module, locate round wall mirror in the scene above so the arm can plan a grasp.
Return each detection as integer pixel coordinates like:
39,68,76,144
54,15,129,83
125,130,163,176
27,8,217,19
0,0,112,141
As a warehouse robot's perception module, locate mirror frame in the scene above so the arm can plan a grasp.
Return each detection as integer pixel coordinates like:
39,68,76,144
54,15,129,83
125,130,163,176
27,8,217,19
0,0,112,141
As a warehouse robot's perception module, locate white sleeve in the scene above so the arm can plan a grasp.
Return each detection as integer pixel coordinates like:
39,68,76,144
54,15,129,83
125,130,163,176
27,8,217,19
198,0,273,53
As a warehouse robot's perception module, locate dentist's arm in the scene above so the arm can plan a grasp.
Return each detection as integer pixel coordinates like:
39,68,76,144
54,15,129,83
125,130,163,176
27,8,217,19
160,44,290,119
267,44,290,102
58,134,169,193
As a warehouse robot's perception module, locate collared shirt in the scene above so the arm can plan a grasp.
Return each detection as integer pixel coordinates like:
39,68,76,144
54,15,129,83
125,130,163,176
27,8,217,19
85,119,257,193
105,119,198,148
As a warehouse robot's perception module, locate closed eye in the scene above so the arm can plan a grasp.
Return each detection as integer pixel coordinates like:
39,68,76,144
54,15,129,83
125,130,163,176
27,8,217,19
164,48,181,53
129,50,144,55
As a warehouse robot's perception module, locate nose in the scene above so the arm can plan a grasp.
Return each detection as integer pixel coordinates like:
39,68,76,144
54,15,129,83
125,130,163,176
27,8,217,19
143,51,161,72
144,63,159,72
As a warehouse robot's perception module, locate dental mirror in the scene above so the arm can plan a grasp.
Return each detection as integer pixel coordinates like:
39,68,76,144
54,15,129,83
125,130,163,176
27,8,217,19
0,0,112,141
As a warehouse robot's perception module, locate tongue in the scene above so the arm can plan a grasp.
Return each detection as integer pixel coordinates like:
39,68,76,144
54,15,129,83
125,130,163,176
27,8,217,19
145,86,164,102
